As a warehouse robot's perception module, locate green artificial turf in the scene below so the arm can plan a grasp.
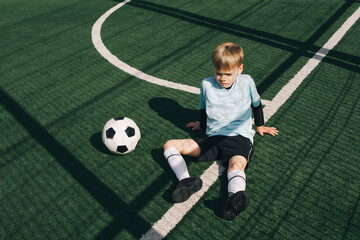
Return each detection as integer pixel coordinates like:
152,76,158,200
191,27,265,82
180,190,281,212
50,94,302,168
0,0,359,239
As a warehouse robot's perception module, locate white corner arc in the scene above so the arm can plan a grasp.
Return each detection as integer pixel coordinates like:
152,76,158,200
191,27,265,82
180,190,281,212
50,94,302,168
91,0,200,95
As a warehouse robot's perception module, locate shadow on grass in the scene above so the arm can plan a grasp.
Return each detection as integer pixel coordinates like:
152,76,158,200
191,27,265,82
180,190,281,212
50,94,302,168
119,0,359,94
148,97,205,139
203,172,229,218
151,147,177,203
90,131,113,155
0,87,151,239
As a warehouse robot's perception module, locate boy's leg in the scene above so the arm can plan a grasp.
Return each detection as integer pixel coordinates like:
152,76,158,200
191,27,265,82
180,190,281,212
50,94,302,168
227,156,247,195
223,156,250,221
163,139,202,203
164,139,201,180
164,139,202,157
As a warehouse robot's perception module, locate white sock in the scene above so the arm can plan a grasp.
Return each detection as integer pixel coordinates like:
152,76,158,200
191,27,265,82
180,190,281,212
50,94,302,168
227,169,246,196
164,148,190,181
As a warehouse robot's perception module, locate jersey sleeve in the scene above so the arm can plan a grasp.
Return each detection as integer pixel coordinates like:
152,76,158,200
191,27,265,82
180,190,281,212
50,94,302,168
199,80,207,130
249,76,264,126
249,76,261,107
199,80,206,110
251,102,264,126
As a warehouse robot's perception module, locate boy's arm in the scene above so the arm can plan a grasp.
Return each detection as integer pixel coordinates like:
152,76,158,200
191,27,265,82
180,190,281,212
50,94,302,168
186,109,206,131
251,101,279,136
200,109,206,130
251,102,264,127
187,80,207,131
256,125,278,136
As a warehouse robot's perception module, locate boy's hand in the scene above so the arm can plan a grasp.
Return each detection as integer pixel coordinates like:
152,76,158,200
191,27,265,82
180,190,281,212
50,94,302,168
186,121,202,131
256,126,279,136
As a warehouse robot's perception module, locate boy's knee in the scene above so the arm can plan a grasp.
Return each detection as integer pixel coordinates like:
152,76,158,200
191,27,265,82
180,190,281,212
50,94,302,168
228,156,247,172
164,139,200,157
164,140,176,151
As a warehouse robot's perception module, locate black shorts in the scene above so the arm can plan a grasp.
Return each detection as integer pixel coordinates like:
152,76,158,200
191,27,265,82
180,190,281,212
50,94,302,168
193,135,253,167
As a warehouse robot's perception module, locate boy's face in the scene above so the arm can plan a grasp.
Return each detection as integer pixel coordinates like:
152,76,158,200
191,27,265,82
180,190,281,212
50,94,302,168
214,64,243,89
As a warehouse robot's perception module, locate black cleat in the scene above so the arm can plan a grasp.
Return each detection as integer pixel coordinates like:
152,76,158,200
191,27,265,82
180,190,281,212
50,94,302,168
172,177,202,203
222,191,250,221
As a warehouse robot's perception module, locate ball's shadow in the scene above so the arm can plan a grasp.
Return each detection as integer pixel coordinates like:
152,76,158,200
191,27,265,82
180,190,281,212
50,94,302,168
90,131,112,155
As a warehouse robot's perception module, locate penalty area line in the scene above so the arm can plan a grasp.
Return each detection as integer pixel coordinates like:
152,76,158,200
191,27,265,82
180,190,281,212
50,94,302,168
140,5,360,240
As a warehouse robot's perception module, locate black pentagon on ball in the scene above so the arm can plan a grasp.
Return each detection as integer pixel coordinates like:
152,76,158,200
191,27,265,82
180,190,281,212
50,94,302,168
125,126,135,137
114,116,124,121
117,145,128,153
106,127,116,139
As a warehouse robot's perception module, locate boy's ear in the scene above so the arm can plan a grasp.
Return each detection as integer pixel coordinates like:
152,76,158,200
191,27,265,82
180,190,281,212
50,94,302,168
238,64,244,73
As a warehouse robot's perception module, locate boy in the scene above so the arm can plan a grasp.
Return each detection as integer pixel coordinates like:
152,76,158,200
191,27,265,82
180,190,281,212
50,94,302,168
163,42,278,221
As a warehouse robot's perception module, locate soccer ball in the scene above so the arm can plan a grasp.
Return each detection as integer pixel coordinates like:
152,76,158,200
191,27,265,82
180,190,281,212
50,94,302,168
102,117,141,155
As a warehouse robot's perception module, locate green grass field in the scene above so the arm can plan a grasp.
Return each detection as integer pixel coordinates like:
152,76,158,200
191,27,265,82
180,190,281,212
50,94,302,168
1,0,359,239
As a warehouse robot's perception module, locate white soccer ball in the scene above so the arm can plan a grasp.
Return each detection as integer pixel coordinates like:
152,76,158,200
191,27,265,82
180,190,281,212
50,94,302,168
102,117,141,155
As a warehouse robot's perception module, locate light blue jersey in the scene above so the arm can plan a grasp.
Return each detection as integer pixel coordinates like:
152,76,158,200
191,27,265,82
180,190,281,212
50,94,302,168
199,74,261,142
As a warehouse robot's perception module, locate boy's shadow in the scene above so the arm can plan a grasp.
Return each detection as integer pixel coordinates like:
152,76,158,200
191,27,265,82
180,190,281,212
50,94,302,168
150,147,179,202
202,172,228,218
148,97,204,138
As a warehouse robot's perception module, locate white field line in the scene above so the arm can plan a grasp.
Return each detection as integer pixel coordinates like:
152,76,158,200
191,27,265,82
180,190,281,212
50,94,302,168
140,6,360,240
91,1,271,102
91,1,360,239
91,0,200,95
140,161,227,240
264,6,360,122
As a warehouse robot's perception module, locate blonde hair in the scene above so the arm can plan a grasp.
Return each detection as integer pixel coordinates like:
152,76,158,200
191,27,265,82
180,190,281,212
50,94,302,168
212,42,244,70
